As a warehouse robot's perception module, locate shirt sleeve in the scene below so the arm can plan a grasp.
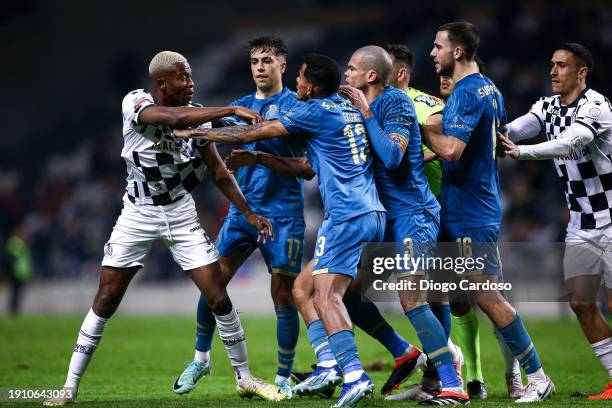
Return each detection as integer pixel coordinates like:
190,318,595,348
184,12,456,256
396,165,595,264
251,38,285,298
412,95,444,126
278,101,321,135
442,90,483,142
528,97,546,130
574,99,612,137
122,90,155,126
518,120,596,160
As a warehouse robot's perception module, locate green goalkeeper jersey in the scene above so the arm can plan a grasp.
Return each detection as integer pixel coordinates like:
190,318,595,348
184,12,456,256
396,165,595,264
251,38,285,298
405,87,444,196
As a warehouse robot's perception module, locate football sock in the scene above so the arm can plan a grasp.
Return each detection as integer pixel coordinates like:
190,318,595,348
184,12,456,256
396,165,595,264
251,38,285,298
328,330,363,381
592,337,612,379
406,304,461,388
194,350,209,364
195,294,216,355
498,313,542,375
64,308,108,390
452,309,483,382
306,320,336,365
493,327,520,378
214,308,251,380
344,293,411,358
275,305,299,378
431,303,452,340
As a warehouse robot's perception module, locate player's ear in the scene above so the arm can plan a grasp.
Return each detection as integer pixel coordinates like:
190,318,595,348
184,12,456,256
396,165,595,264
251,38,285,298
577,66,588,81
156,77,166,91
398,67,407,82
454,46,463,61
367,70,377,84
279,59,287,75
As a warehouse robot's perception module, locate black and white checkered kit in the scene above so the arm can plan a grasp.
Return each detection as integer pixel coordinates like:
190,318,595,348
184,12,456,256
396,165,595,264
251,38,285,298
121,89,210,206
530,88,612,229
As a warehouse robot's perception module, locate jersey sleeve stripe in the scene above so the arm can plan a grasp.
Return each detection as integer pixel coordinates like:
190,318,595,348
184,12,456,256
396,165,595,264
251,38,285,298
575,120,598,138
529,111,545,135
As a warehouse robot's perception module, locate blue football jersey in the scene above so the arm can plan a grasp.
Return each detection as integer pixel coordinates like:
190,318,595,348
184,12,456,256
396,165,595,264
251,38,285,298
441,73,507,227
369,86,440,219
227,87,305,218
279,93,385,223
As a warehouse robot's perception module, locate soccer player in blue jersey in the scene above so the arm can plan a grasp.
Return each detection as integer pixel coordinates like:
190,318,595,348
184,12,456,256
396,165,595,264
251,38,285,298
340,45,468,405
422,21,554,403
173,37,304,398
175,54,386,408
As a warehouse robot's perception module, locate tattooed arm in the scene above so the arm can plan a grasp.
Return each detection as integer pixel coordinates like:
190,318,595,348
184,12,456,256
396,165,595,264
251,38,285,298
173,120,289,145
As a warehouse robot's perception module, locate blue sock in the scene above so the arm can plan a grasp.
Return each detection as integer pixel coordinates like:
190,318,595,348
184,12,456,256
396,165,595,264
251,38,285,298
275,305,299,378
306,320,335,364
406,304,461,388
196,294,216,352
328,330,363,376
431,303,452,340
344,293,410,358
498,313,542,374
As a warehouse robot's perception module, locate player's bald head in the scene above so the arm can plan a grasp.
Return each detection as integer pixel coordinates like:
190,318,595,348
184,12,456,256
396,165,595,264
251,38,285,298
353,45,393,84
149,51,189,78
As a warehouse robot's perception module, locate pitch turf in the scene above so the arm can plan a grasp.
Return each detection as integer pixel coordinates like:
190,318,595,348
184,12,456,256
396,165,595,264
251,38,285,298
0,313,610,407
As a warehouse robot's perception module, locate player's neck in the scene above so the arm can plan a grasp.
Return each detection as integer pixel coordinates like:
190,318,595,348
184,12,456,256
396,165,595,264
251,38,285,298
365,84,385,104
151,88,168,106
256,83,283,99
560,83,587,105
452,60,479,84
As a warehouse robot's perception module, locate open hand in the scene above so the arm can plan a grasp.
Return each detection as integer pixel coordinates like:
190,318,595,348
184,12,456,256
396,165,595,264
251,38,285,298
338,85,370,115
234,106,264,124
498,132,520,159
245,212,274,243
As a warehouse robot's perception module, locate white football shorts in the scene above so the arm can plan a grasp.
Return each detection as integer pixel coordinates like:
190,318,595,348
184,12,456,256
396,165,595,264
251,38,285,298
102,194,219,270
564,223,612,288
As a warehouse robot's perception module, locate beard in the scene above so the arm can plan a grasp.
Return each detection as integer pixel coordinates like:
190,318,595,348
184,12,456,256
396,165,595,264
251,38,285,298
438,58,455,78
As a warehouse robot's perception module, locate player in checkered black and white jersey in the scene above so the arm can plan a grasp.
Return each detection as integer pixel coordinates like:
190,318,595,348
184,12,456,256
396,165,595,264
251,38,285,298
500,43,612,400
44,51,288,406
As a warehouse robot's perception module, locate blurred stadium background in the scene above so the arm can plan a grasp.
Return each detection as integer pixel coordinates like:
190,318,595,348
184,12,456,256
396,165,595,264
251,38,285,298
1,0,611,316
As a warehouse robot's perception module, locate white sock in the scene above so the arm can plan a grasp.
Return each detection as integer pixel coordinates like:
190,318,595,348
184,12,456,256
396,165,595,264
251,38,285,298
526,367,547,383
214,308,251,380
344,369,364,383
317,359,337,368
194,350,210,364
275,374,288,384
447,338,459,363
592,337,612,379
64,309,108,390
493,328,520,377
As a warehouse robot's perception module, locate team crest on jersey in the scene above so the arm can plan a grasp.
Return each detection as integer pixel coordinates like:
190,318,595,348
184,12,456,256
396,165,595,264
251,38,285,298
265,104,278,118
414,95,441,108
588,106,601,118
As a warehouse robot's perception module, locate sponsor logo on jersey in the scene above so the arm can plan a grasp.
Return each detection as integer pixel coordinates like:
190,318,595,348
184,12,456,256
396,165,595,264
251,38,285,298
104,243,113,256
414,94,442,108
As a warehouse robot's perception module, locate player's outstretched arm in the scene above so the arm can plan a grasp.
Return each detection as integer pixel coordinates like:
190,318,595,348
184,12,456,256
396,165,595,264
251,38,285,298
506,113,543,142
420,123,466,162
225,149,315,180
499,121,596,160
173,120,289,145
339,85,406,169
139,105,263,129
199,143,273,242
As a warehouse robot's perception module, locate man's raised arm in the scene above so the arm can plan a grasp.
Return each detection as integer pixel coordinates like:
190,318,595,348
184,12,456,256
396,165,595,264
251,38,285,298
140,105,262,128
173,120,290,145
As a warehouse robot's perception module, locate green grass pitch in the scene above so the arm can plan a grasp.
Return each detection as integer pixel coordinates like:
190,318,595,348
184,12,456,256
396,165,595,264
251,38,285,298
0,314,610,407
